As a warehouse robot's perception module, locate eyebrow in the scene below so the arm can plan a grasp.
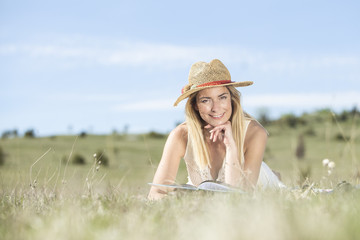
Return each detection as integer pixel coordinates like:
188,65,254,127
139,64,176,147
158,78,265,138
198,92,229,100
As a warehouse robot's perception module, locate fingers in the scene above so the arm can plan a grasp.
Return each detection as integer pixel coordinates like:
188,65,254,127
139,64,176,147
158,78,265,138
208,121,232,143
209,126,225,142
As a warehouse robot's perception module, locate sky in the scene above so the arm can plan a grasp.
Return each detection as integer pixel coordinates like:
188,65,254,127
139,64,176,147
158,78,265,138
1,0,359,136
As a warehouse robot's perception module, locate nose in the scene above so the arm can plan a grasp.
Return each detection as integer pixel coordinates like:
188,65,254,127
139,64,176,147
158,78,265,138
211,99,221,112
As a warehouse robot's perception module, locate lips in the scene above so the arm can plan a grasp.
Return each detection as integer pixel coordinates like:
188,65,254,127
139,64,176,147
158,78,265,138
210,113,224,119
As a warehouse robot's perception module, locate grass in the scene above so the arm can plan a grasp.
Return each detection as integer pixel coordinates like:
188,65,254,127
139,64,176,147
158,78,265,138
0,110,359,239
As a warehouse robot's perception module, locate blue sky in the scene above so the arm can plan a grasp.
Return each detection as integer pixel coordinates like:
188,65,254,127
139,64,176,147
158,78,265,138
1,0,359,136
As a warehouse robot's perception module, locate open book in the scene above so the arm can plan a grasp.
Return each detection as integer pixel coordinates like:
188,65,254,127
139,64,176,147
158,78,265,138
148,180,245,193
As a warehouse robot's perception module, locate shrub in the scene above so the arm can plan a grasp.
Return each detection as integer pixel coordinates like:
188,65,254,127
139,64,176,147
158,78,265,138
1,129,18,139
334,133,349,142
79,131,87,138
24,129,35,138
280,114,299,128
0,146,5,166
72,154,86,165
147,131,167,139
94,151,109,167
303,126,316,137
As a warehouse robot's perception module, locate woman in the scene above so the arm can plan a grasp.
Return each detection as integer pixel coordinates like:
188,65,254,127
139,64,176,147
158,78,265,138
148,59,284,200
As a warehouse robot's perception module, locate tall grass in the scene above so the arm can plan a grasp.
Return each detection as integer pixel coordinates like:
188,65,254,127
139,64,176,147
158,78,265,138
0,110,359,239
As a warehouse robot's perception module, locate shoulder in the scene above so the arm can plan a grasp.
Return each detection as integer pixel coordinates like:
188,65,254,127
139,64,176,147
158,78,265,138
167,123,188,145
244,120,268,148
162,123,188,159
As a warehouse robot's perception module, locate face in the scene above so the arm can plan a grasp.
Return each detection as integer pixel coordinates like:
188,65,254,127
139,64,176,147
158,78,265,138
195,86,232,127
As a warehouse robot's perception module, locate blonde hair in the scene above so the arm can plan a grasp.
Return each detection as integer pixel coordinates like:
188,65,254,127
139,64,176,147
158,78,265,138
185,86,253,169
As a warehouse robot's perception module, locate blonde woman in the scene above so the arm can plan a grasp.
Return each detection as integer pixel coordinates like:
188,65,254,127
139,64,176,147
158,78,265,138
148,59,284,200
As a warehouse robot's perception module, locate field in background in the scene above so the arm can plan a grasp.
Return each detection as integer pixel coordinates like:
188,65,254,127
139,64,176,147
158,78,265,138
0,109,359,239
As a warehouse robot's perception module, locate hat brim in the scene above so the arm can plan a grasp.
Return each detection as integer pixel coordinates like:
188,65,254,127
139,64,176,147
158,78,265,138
173,81,253,106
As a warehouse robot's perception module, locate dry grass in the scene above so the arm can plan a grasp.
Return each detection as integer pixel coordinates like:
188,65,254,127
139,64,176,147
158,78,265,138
0,110,359,239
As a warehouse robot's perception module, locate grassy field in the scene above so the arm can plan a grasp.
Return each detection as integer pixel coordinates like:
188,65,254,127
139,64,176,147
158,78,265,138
1,110,359,239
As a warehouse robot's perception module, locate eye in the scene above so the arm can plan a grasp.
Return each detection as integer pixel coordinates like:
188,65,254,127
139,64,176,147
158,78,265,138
220,95,227,100
201,99,209,104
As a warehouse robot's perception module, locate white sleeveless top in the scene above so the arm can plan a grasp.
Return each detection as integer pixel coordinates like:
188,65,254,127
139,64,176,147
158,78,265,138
183,119,286,189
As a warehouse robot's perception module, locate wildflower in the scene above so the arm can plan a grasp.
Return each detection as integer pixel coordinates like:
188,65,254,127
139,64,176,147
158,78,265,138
93,153,97,158
322,159,330,166
328,161,336,169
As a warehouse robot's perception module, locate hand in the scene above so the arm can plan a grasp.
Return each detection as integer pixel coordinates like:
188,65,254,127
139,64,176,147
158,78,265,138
205,121,235,147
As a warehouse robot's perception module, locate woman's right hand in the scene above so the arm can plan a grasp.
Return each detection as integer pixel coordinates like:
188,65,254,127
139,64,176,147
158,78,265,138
205,121,236,148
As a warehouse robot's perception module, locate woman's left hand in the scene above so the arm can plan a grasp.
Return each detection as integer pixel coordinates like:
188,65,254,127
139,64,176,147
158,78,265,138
205,121,236,147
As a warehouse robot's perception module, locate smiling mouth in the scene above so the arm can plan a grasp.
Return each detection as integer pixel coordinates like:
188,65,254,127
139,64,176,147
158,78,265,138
210,113,224,119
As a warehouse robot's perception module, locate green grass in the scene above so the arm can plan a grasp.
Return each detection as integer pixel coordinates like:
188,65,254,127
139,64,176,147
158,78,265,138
0,111,359,239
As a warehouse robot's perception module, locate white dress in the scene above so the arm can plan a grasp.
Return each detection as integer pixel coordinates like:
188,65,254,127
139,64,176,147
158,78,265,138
183,119,286,189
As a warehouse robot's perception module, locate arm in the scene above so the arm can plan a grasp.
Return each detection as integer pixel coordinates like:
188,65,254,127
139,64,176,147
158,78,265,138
209,120,267,190
242,120,268,188
147,124,187,200
208,121,243,187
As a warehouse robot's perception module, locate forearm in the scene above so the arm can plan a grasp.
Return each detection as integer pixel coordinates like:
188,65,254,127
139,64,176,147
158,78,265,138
224,144,254,190
223,144,243,187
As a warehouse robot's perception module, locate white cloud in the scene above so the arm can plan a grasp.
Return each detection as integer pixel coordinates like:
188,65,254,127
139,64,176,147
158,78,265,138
243,92,360,108
1,38,359,72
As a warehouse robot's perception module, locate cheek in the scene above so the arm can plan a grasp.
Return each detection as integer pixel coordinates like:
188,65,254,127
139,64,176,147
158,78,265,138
197,105,209,115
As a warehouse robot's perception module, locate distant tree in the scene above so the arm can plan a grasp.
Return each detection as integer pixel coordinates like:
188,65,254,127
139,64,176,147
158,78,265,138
12,129,18,137
147,131,167,139
24,129,35,138
1,129,18,139
1,131,11,139
79,131,87,138
0,146,5,166
280,114,299,128
350,106,360,117
338,110,349,122
257,108,271,126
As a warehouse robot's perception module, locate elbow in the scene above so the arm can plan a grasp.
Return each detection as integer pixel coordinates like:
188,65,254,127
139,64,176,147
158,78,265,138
148,187,168,201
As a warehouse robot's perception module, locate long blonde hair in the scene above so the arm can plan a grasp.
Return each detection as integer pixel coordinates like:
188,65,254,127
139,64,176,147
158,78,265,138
185,86,253,169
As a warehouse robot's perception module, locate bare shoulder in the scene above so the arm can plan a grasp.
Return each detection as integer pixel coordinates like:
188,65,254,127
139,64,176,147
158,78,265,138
168,123,188,145
244,120,268,147
161,123,189,159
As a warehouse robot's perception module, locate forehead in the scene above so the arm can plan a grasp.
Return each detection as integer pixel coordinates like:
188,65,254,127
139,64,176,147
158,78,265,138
196,86,230,98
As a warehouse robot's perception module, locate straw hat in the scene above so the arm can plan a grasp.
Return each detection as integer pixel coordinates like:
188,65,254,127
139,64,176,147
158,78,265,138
173,59,253,106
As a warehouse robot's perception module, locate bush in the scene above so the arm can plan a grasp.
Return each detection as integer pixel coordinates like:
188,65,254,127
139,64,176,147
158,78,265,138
94,151,109,167
146,131,167,139
24,129,35,138
334,133,350,142
303,127,316,137
0,146,5,166
79,131,87,138
1,129,18,139
280,114,299,128
71,154,86,165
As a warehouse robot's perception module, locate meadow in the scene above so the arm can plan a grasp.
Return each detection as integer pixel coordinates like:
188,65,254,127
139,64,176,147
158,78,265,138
0,109,359,239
